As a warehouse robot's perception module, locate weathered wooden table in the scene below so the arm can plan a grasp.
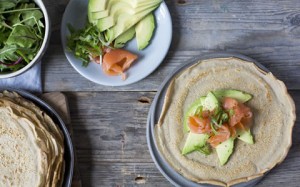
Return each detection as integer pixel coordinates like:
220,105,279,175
43,0,300,186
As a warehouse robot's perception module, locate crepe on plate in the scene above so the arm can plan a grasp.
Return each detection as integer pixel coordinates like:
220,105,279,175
155,57,296,186
0,91,65,187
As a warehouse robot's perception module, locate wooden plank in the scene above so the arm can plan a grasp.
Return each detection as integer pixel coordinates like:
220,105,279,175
65,91,300,186
43,0,300,92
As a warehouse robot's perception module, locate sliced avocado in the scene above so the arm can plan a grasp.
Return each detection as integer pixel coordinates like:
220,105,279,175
91,10,109,20
213,89,252,103
97,16,114,32
114,27,135,48
202,92,219,111
183,96,206,132
182,132,210,155
135,13,155,50
237,129,254,144
88,0,107,12
216,138,235,165
105,4,160,42
97,2,159,32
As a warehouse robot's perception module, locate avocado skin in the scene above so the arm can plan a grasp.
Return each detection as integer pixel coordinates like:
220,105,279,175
135,13,155,50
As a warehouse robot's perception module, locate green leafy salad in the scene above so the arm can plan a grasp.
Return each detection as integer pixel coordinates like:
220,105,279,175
0,0,44,72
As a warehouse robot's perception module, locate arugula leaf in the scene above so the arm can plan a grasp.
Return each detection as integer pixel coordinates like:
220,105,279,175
21,4,43,27
0,45,19,62
67,23,103,67
6,25,39,48
0,1,16,11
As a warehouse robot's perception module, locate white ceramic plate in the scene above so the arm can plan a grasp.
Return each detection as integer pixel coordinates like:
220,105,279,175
61,0,172,86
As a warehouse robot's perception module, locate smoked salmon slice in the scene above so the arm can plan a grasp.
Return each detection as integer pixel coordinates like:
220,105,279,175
207,124,231,147
222,97,252,127
188,116,211,134
102,49,138,80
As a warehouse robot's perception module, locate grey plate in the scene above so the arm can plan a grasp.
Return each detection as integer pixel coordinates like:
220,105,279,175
147,52,270,187
2,89,74,187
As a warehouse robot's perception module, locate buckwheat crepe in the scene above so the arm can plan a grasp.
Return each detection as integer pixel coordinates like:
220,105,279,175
0,91,65,187
155,57,296,186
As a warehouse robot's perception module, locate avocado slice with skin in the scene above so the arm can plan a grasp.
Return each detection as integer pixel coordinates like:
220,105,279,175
213,89,252,103
216,137,235,165
135,13,155,50
114,27,135,48
182,132,210,155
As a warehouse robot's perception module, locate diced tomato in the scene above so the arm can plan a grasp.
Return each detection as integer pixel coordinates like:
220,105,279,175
188,116,211,134
207,124,231,147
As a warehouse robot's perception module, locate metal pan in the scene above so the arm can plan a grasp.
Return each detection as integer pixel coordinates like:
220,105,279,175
1,89,74,187
147,52,270,187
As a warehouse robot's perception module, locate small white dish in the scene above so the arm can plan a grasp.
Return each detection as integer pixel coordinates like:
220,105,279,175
61,0,172,86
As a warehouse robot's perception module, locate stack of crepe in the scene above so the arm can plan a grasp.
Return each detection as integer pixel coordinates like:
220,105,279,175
0,91,65,187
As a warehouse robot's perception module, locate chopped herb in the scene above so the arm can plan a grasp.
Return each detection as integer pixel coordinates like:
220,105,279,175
229,109,235,117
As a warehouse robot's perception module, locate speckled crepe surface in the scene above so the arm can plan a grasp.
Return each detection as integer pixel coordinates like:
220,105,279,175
155,57,295,186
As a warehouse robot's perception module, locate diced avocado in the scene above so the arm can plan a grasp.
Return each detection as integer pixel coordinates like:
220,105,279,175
88,0,107,12
237,129,254,144
182,132,210,155
183,96,206,132
202,92,219,111
216,138,235,165
114,27,135,48
213,89,252,103
135,13,155,50
105,4,160,42
91,10,109,20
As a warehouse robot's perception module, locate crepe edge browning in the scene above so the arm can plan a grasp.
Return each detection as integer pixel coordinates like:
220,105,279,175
155,57,296,187
0,91,65,187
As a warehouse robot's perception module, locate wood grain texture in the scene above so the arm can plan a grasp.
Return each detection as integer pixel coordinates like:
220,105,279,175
40,92,82,187
43,0,300,92
65,91,299,187
41,0,300,186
